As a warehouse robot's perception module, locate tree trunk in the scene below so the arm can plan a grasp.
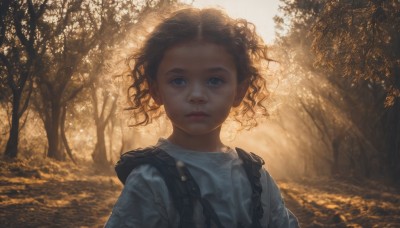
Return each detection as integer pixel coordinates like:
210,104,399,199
46,101,64,160
107,119,115,165
92,125,108,167
386,101,400,181
331,136,341,176
391,65,400,182
90,87,117,170
357,141,370,178
60,106,76,164
4,92,21,158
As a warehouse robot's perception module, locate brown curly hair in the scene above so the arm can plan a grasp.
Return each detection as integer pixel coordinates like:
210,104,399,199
127,7,270,129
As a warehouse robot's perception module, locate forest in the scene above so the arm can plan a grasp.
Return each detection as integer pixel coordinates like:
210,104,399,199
1,0,399,227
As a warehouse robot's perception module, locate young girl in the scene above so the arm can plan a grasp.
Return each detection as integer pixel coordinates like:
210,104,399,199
105,7,299,228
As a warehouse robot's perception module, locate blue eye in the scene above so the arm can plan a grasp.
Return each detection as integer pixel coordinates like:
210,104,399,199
207,77,224,86
170,78,186,86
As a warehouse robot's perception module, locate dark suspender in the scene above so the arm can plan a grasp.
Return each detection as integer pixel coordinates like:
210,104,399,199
116,148,196,227
115,147,264,228
236,148,265,228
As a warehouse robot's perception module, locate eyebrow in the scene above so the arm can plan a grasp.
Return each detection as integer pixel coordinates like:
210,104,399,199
206,67,231,74
165,68,186,75
165,67,231,75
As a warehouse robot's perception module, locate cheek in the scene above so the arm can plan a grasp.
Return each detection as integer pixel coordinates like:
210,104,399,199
216,88,238,103
149,84,163,105
162,99,180,115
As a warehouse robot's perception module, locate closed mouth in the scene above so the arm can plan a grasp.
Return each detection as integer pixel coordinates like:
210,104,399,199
186,112,209,117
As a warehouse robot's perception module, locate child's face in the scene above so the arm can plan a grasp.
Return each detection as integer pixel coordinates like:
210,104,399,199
152,41,245,137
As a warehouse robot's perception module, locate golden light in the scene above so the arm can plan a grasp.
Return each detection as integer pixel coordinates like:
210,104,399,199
186,0,280,43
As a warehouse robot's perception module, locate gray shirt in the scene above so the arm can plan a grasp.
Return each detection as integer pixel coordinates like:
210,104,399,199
105,138,299,227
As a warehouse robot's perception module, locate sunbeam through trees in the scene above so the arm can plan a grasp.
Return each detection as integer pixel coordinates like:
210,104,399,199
0,0,399,227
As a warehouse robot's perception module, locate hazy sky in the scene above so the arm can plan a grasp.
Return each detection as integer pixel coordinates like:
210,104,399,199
187,0,281,43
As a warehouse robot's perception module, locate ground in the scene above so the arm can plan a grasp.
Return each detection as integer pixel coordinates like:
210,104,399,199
280,178,400,228
0,158,399,228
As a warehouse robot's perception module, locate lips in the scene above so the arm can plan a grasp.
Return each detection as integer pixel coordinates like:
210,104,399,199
186,111,209,120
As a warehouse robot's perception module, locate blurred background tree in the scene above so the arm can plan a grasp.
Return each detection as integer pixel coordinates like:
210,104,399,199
0,0,45,158
1,0,398,181
273,0,399,181
0,0,178,169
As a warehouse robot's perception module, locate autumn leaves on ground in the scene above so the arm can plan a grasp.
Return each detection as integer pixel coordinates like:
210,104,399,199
0,158,118,228
1,158,399,228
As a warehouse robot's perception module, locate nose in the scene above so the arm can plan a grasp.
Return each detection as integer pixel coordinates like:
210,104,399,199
187,83,207,104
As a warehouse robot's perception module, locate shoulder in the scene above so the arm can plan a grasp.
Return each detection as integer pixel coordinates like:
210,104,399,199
107,162,175,228
124,164,166,188
115,147,175,184
235,147,265,167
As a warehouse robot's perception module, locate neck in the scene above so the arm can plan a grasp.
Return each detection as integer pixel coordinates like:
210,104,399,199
167,127,226,152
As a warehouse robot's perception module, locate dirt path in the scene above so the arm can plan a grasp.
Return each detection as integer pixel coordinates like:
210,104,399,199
280,178,400,228
0,158,122,228
1,158,399,227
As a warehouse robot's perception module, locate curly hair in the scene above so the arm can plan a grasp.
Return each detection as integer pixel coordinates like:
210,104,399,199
127,7,270,129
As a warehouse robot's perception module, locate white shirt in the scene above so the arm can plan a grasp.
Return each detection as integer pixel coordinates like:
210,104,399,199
105,138,298,228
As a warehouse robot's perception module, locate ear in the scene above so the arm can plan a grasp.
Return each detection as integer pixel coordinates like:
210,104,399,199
233,80,249,107
149,83,163,105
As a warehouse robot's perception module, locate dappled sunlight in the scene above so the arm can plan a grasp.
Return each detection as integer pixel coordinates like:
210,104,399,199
279,179,400,227
1,0,399,227
1,156,399,227
0,158,121,227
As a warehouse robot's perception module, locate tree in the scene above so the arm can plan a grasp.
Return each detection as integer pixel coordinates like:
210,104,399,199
84,35,119,169
310,0,400,180
1,0,173,161
32,0,99,160
312,0,400,106
276,0,400,180
33,0,178,161
91,83,118,169
0,0,47,158
88,0,179,168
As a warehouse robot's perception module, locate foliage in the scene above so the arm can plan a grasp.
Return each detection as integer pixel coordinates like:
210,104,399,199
0,0,179,163
30,0,140,160
275,0,400,180
312,0,400,107
0,0,47,158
